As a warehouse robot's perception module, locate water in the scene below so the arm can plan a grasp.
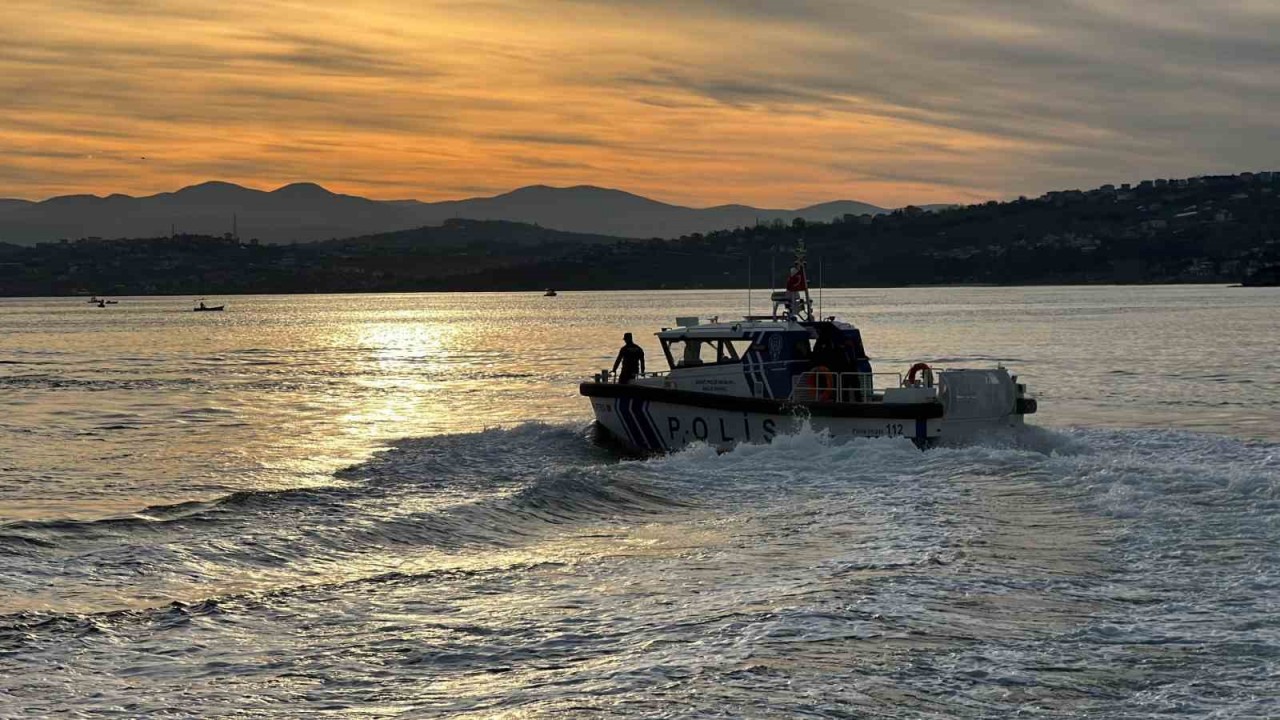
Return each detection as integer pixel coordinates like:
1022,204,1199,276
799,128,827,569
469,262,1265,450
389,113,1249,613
1,286,1278,717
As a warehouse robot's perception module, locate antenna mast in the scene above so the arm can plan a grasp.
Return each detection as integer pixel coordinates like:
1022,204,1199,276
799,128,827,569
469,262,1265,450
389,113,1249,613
797,238,814,322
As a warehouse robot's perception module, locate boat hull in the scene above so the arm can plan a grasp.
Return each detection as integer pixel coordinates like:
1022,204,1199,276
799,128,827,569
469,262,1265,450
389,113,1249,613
581,382,943,452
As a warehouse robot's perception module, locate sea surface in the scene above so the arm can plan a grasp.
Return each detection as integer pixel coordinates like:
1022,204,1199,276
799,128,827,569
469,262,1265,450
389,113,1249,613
1,286,1278,718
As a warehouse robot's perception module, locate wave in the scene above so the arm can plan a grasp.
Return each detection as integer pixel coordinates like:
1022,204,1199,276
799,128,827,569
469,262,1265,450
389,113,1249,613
0,422,675,572
7,422,1276,627
7,423,1270,550
0,486,349,540
920,355,1029,365
628,422,1279,535
0,375,209,392
1041,428,1280,519
5,419,1279,716
0,561,565,641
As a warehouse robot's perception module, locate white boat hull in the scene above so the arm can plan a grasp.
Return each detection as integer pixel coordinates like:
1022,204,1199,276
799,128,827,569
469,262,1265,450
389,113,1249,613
588,396,942,452
582,366,1033,453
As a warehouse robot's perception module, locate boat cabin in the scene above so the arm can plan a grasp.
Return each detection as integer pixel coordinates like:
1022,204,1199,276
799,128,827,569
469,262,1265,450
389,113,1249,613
652,317,872,400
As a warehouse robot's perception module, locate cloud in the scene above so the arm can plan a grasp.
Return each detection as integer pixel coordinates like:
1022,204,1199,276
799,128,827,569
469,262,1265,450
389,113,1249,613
0,0,1278,207
490,132,619,149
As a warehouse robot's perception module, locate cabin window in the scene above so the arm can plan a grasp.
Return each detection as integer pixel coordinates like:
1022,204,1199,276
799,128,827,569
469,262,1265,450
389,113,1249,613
662,338,751,368
681,341,704,366
663,339,705,367
719,340,752,361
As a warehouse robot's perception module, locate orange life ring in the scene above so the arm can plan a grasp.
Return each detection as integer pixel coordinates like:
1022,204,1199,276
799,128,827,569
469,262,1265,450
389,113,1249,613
906,362,934,388
801,365,835,402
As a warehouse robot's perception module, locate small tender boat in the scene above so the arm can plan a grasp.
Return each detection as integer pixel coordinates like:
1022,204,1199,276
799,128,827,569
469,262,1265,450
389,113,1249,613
581,243,1036,452
544,288,558,297
193,300,225,312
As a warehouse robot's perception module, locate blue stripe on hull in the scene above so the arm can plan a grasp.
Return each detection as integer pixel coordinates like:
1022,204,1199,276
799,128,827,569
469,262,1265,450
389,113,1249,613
634,399,662,450
641,401,667,451
618,396,662,451
615,398,641,449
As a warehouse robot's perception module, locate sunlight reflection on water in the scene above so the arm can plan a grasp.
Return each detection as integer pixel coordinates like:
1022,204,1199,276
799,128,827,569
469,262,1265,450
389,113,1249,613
0,288,1278,717
0,286,1277,522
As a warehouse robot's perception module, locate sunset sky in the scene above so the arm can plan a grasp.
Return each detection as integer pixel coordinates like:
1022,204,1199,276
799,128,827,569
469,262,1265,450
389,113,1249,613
2,1,1278,208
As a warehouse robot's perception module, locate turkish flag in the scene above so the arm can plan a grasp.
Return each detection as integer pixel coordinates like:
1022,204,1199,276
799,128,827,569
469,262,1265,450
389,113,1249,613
786,267,807,292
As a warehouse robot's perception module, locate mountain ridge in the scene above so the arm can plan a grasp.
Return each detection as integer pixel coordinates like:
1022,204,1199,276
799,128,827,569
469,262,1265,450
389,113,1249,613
3,171,1277,294
0,182,888,245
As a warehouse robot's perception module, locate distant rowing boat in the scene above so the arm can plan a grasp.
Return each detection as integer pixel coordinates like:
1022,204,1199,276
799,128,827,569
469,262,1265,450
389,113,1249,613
193,299,225,312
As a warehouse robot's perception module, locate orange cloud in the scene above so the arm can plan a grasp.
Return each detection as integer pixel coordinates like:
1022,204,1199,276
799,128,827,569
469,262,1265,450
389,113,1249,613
2,1,1278,207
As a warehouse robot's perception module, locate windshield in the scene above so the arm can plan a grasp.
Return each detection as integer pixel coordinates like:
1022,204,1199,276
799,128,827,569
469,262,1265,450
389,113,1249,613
661,338,750,369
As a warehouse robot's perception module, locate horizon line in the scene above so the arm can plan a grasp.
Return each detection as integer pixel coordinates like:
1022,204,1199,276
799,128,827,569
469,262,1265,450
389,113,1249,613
0,179,905,212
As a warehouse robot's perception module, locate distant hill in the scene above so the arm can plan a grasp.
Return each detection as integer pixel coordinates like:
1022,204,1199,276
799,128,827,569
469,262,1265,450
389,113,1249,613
469,172,1280,289
0,220,626,296
0,182,422,247
2,172,1278,296
0,182,887,245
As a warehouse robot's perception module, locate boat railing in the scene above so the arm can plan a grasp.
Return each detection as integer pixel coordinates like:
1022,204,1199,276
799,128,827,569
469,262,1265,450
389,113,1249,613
589,364,906,405
632,359,807,380
789,371,904,404
591,359,805,384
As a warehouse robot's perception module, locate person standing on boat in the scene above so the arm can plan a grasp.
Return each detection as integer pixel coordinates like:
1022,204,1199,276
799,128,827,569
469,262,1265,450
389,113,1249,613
612,333,645,384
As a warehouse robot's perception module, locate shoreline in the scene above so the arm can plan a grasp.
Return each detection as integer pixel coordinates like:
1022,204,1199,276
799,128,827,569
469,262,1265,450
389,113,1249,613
0,281,1265,300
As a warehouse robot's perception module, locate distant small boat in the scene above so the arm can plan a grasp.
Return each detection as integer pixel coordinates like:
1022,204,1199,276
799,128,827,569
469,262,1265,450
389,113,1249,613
193,300,225,312
544,288,558,297
88,296,116,304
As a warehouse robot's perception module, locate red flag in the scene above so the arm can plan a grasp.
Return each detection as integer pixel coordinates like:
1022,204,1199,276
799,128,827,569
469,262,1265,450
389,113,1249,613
786,265,807,292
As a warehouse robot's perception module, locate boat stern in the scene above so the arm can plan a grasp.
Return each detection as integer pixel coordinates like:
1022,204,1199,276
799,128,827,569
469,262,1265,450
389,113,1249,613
934,367,1036,440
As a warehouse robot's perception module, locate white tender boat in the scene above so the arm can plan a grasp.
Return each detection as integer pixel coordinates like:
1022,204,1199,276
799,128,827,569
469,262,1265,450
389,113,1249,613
580,244,1036,452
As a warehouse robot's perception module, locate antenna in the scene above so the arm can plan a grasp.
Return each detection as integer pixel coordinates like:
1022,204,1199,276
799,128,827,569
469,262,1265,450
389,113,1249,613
769,254,776,319
797,238,814,322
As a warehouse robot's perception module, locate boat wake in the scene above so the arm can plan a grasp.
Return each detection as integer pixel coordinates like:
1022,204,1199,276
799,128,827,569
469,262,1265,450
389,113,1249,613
3,421,1278,717
0,423,683,614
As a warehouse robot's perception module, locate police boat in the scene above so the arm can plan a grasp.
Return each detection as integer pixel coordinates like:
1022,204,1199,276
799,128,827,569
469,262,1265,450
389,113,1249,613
580,245,1037,452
